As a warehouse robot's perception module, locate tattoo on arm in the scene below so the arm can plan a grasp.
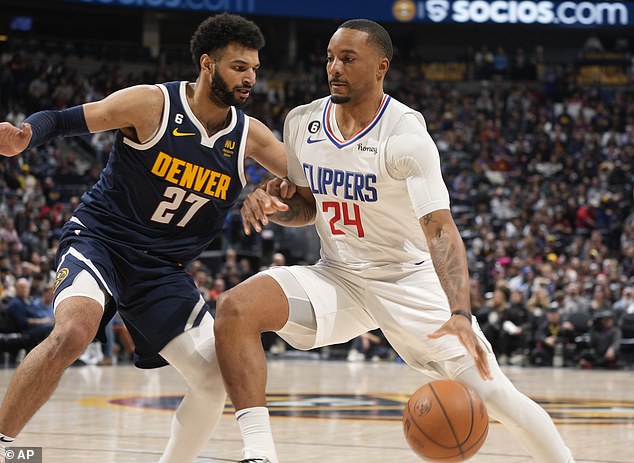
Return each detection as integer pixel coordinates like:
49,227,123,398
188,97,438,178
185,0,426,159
427,225,469,309
271,194,315,226
423,213,435,226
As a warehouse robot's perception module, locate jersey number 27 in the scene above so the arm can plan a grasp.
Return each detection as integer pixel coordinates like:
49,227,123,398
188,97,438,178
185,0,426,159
151,186,209,227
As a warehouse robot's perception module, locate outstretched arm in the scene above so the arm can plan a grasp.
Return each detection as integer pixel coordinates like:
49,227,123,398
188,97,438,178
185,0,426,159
422,209,492,380
0,84,163,157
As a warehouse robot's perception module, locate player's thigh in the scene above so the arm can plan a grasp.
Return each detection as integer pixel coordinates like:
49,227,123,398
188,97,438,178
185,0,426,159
366,266,492,369
264,265,376,350
217,271,290,332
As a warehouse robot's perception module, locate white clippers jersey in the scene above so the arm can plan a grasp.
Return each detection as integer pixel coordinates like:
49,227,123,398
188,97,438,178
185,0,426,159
284,95,451,272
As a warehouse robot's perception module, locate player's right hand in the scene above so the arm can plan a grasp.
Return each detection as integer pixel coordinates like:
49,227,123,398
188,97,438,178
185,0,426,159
240,188,289,235
428,315,492,381
265,177,296,199
0,122,32,157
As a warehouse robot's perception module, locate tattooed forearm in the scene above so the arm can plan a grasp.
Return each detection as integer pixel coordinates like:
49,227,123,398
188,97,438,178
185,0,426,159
427,225,470,309
271,193,316,227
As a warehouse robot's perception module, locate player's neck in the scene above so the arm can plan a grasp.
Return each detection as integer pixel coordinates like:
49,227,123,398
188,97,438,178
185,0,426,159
188,82,232,136
334,91,385,140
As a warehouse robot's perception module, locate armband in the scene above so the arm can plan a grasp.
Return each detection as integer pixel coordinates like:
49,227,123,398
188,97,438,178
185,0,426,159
24,106,89,150
451,310,472,322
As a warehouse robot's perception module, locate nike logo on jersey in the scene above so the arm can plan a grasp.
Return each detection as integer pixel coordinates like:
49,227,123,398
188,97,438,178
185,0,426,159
306,135,326,144
172,128,196,137
0,436,14,442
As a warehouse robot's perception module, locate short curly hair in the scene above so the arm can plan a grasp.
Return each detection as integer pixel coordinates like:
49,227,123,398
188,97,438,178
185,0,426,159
190,13,265,72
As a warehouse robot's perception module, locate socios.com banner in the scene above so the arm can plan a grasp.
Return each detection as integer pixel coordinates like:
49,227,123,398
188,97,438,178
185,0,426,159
65,0,634,26
400,0,631,25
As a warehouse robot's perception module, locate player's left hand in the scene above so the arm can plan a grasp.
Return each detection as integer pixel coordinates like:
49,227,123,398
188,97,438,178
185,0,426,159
0,121,32,156
428,315,492,381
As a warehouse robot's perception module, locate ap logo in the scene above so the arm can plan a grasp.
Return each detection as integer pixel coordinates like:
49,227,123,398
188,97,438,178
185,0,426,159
426,0,450,22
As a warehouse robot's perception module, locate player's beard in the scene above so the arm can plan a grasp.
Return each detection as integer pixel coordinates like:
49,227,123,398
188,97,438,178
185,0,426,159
211,69,248,108
330,94,351,104
329,81,351,104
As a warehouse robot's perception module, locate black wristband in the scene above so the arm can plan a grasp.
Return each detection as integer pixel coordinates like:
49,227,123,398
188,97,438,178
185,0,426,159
451,310,472,322
24,106,89,150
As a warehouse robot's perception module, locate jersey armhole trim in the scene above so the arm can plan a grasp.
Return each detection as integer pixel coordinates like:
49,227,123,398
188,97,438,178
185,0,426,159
122,83,169,150
237,116,250,187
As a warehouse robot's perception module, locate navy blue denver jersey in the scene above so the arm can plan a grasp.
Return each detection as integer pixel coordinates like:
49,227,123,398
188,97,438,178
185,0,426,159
74,81,248,264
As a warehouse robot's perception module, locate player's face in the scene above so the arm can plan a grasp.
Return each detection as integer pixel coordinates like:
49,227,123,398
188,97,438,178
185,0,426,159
326,28,386,105
208,44,260,108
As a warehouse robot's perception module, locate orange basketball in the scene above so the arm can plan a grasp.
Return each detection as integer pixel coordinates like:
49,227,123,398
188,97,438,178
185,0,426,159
402,380,489,462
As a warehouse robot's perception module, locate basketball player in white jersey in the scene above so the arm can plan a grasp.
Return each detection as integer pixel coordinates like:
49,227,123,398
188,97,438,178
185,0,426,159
214,19,576,463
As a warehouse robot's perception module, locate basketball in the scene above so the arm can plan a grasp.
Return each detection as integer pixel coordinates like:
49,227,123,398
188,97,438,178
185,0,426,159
402,380,489,462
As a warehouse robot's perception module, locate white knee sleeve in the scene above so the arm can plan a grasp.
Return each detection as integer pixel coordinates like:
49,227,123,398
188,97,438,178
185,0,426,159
158,313,227,463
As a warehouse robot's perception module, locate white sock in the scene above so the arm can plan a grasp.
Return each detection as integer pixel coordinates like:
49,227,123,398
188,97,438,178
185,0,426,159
236,406,278,463
0,434,15,463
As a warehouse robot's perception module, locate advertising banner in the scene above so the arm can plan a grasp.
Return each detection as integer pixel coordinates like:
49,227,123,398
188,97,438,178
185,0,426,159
65,0,634,27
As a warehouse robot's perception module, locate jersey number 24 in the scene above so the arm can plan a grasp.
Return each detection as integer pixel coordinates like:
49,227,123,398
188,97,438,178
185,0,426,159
323,201,365,237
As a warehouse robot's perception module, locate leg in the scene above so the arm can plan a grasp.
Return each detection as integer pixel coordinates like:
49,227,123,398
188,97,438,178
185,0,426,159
214,273,290,462
455,354,574,463
100,318,115,365
215,273,289,410
112,320,135,357
158,313,227,463
215,266,370,462
0,296,102,437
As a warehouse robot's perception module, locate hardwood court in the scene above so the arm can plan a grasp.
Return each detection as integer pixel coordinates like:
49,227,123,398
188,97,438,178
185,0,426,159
0,359,631,462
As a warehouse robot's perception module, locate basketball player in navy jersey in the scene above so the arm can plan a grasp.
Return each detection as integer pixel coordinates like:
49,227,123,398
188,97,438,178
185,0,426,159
0,14,286,463
214,19,576,463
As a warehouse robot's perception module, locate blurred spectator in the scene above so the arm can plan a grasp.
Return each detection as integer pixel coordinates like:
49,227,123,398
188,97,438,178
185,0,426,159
497,289,531,365
531,303,576,366
208,277,226,315
100,312,135,366
613,286,634,322
7,278,54,350
578,311,621,369
561,282,590,317
478,287,509,360
347,330,394,362
218,248,240,281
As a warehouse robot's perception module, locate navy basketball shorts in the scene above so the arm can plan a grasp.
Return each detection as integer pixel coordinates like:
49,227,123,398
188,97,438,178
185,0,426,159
54,222,209,367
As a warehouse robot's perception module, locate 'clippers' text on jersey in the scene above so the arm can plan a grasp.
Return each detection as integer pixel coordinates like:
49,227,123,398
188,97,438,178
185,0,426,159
303,164,377,202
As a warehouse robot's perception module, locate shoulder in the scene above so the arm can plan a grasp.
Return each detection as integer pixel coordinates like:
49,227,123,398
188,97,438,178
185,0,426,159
100,84,166,118
246,116,279,142
385,96,427,133
119,84,165,103
286,97,328,124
